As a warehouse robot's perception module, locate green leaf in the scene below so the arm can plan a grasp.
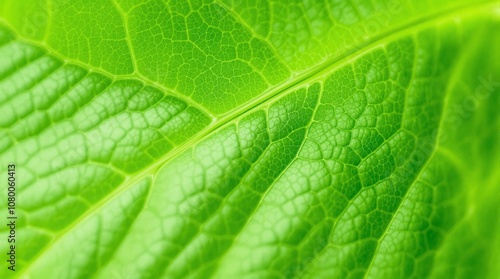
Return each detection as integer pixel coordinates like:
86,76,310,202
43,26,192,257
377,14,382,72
0,0,499,278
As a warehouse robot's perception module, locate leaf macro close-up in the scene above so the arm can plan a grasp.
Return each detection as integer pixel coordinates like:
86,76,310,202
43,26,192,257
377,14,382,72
0,0,499,278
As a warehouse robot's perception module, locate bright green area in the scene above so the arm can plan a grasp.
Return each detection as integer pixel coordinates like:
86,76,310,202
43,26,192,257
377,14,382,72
0,0,499,278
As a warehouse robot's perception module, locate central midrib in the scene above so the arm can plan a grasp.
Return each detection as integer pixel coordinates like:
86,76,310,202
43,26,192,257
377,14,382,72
15,1,498,276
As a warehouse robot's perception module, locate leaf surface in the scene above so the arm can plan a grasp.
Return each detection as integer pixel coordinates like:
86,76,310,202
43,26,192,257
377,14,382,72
0,1,499,278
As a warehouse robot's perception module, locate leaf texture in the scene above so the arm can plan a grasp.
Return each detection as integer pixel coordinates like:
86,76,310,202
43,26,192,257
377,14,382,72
0,0,499,278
